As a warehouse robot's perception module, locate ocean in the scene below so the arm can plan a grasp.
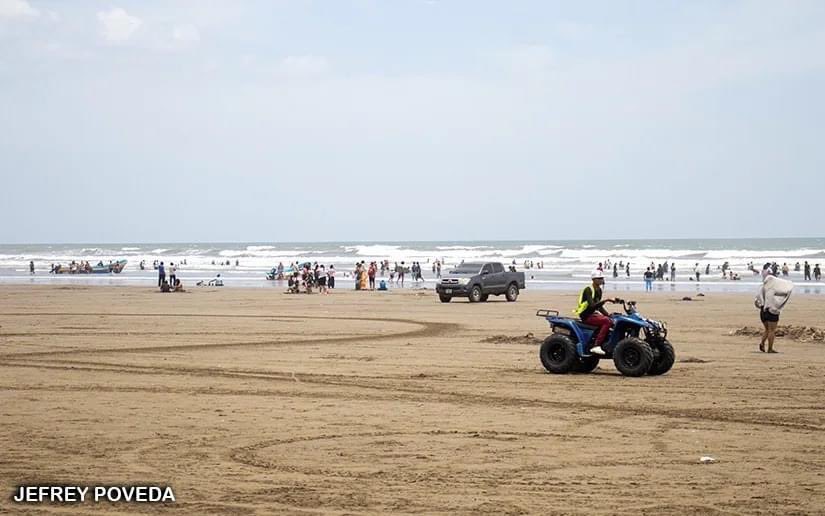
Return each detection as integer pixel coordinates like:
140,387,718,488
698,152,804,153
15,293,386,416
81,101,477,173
1,238,824,293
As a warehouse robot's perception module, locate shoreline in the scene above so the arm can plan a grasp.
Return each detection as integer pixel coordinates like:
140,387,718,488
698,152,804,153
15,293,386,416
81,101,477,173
3,275,824,295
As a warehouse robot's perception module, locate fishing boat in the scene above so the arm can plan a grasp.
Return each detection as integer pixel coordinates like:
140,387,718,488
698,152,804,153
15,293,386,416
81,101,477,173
52,260,127,274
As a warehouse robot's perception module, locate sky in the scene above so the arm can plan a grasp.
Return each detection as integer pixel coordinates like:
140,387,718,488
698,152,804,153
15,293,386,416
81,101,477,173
1,0,823,244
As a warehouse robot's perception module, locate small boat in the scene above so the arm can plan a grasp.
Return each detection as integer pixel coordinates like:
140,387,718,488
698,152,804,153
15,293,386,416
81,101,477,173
57,259,127,274
97,259,127,274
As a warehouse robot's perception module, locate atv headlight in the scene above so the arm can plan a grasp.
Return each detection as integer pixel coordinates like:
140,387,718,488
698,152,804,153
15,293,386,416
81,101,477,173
457,277,471,285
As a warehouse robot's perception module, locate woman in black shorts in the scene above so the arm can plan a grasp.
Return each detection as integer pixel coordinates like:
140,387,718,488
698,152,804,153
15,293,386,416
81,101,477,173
759,307,780,353
755,275,792,353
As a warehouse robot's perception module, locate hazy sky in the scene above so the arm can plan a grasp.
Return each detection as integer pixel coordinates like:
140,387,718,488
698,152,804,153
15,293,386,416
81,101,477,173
1,0,823,243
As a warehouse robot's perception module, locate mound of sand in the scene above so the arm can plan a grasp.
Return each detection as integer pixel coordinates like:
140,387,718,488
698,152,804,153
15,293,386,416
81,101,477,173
731,325,825,342
481,333,542,345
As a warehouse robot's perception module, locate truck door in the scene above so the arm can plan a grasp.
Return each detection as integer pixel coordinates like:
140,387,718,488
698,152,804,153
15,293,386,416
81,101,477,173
480,263,495,291
489,262,506,292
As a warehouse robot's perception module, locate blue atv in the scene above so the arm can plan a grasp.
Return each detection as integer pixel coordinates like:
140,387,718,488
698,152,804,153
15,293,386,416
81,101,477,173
536,300,675,377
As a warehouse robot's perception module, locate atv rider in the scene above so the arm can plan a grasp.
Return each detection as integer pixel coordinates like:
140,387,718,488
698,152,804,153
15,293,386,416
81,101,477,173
575,270,621,355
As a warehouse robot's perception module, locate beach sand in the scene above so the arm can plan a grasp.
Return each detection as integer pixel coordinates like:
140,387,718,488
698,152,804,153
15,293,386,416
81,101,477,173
1,285,824,514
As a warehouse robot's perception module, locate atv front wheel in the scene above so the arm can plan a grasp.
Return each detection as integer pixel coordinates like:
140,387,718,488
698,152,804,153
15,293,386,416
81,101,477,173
648,339,675,376
540,334,577,374
468,285,483,303
613,337,654,377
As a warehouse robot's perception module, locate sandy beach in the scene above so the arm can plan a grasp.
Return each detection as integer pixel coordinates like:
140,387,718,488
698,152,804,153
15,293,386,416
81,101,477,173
1,285,824,514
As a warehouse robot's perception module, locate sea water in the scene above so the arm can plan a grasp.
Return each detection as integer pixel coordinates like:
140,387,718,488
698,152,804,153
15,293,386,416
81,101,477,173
1,238,823,293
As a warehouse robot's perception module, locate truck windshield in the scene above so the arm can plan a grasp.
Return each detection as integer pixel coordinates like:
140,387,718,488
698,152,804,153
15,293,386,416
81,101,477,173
449,265,483,274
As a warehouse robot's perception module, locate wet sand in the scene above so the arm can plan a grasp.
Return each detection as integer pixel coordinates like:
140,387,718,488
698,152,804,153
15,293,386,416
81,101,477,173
1,285,824,514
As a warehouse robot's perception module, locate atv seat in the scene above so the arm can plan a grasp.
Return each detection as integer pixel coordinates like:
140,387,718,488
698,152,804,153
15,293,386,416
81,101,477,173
577,324,600,332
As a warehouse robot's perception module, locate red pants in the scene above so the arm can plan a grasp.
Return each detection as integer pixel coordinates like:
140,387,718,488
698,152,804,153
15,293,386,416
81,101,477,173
583,313,612,346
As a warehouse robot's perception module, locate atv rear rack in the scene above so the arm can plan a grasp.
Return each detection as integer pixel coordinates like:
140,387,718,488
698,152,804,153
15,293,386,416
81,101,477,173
535,309,559,318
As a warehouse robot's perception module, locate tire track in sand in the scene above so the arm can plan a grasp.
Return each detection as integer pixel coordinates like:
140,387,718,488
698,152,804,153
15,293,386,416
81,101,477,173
0,313,459,358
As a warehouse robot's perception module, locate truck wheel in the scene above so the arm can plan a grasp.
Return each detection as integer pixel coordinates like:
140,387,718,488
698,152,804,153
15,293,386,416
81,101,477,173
438,294,451,303
480,294,489,302
539,334,577,374
574,355,600,373
505,283,519,302
468,285,483,303
613,337,654,377
648,339,675,375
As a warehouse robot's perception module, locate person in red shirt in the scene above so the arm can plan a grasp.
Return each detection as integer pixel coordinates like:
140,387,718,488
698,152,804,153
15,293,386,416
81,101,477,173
368,262,377,290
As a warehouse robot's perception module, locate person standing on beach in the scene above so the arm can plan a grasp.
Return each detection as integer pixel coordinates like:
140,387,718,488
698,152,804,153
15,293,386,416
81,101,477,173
815,264,822,281
670,264,676,282
804,261,811,281
158,262,166,287
625,263,630,278
368,262,376,290
436,260,442,279
318,265,327,294
168,262,177,287
755,274,793,353
694,263,700,282
644,267,654,291
613,263,618,278
29,261,35,274
327,265,336,289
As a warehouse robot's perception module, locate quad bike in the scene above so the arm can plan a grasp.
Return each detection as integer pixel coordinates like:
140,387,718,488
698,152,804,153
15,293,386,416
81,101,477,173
536,300,675,377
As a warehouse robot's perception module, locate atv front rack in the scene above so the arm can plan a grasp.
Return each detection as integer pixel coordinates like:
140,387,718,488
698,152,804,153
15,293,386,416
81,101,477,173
535,309,559,318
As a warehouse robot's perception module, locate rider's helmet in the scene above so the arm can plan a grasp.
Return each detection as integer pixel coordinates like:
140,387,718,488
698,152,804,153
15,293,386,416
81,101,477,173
591,270,604,279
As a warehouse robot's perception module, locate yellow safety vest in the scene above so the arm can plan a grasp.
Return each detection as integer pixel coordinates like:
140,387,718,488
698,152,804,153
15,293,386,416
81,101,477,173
574,285,595,316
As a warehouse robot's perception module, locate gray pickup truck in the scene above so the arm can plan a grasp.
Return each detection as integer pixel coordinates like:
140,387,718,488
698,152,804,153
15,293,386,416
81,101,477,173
436,262,526,303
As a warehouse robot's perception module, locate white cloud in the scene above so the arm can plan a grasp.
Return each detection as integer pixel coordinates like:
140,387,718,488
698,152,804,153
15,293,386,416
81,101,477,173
172,24,200,45
97,8,142,43
0,0,39,19
280,55,330,77
495,45,554,76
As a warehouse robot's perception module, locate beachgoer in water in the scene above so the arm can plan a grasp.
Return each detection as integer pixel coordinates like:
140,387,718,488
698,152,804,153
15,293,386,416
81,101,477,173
670,264,676,282
625,263,630,278
755,275,793,353
158,262,166,287
815,264,822,281
804,261,812,281
29,261,34,274
613,263,618,278
694,263,700,282
644,267,654,291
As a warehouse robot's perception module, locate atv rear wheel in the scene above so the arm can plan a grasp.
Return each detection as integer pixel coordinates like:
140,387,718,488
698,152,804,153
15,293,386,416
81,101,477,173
438,294,451,303
574,355,600,373
613,337,654,377
540,334,577,374
505,283,519,302
648,339,675,376
468,285,483,303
